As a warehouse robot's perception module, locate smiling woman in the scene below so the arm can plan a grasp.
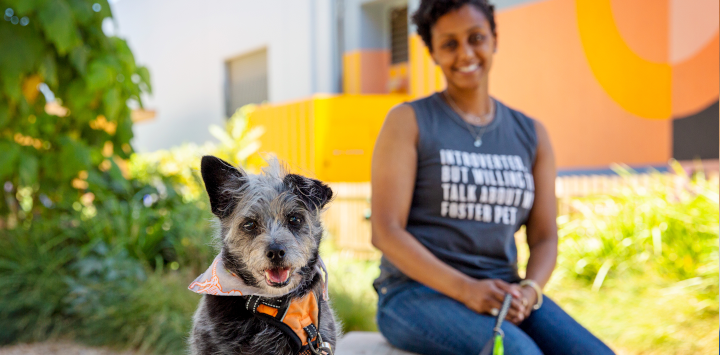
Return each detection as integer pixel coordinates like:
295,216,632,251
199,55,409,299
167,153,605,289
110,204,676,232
369,1,616,354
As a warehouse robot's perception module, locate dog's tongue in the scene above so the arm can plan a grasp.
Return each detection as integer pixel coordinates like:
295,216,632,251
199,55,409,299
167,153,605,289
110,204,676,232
266,267,290,284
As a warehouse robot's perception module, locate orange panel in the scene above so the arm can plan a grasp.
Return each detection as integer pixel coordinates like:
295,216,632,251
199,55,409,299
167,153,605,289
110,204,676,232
672,32,720,117
610,0,669,63
490,0,671,168
359,50,391,94
670,0,719,63
577,0,672,119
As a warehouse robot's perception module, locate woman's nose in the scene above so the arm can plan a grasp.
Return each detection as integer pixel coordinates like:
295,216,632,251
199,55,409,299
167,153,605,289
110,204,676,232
458,41,475,60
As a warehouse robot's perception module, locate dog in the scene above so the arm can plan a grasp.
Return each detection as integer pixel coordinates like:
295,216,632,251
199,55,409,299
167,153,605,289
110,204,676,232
189,155,338,355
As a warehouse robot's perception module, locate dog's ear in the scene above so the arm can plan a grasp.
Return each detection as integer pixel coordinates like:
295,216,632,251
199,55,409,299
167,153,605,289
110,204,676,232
283,174,333,211
201,155,246,218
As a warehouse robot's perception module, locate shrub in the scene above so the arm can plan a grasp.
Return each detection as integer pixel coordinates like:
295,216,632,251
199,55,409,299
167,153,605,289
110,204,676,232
554,164,719,312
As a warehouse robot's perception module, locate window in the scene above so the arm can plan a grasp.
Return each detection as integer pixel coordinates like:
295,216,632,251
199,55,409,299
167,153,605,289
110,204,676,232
225,48,268,117
390,7,408,64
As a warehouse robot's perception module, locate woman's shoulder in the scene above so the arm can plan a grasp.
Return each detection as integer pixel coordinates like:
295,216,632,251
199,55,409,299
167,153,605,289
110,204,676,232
495,99,538,136
494,99,541,161
495,99,536,125
384,93,441,130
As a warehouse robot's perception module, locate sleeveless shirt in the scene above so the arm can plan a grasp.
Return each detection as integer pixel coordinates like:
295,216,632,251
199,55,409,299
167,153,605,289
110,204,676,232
375,93,538,286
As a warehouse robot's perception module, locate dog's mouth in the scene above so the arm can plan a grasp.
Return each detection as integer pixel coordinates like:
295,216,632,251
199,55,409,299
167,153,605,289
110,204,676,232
264,267,292,287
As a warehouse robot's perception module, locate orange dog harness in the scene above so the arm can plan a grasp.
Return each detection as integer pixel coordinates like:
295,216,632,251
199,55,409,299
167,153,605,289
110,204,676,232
245,291,331,355
189,255,333,354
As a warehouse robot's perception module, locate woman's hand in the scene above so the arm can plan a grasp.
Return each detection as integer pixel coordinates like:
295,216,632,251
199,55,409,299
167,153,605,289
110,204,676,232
518,284,538,320
459,279,527,323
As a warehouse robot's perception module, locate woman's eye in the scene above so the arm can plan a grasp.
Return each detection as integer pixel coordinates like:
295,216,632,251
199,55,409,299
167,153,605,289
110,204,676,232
242,220,257,231
443,40,457,50
470,33,485,44
288,214,303,226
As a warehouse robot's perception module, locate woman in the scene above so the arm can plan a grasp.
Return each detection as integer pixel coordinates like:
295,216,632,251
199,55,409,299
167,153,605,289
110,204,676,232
370,1,615,354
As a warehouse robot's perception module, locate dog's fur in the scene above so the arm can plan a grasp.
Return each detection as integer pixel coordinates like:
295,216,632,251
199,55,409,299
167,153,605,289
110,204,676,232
189,156,338,355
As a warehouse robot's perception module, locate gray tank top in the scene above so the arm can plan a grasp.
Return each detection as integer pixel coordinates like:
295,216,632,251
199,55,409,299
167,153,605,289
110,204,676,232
376,93,538,286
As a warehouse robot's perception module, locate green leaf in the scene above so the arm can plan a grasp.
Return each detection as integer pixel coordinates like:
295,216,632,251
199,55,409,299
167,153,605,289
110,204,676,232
102,86,121,121
0,101,9,128
0,24,45,78
69,45,89,75
86,58,115,91
0,142,20,179
112,38,136,71
18,152,39,186
66,0,94,25
136,66,152,94
5,0,51,13
1,73,22,102
38,0,81,55
59,136,91,180
114,112,133,146
40,53,59,88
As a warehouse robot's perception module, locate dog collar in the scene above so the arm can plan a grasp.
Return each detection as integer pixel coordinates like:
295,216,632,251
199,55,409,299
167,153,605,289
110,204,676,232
188,254,329,300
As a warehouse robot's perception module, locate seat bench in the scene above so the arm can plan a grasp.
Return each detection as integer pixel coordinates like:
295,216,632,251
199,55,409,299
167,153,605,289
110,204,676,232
335,332,418,355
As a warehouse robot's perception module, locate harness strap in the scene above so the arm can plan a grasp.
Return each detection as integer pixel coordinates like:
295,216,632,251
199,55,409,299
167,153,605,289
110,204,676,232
245,291,327,354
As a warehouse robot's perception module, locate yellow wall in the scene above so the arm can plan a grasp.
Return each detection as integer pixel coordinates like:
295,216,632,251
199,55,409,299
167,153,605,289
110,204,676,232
409,34,446,98
248,94,409,182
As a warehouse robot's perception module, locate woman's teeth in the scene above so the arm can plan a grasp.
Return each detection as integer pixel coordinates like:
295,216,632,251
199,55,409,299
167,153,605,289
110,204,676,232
457,64,479,73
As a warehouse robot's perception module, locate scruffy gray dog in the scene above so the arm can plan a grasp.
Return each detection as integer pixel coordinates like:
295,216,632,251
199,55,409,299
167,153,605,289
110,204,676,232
189,156,338,355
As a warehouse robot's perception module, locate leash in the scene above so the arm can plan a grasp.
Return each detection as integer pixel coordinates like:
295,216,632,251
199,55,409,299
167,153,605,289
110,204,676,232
479,293,513,355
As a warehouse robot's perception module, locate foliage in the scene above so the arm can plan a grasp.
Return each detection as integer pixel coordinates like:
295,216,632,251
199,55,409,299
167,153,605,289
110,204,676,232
0,176,214,352
552,163,718,310
0,0,265,351
0,0,151,220
321,241,380,333
128,105,262,202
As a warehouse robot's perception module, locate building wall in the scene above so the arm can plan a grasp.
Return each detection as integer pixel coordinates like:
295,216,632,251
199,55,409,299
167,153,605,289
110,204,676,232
111,0,339,152
406,0,719,169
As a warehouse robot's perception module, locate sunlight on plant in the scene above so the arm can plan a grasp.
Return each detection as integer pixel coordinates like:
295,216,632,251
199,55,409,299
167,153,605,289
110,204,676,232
128,104,263,201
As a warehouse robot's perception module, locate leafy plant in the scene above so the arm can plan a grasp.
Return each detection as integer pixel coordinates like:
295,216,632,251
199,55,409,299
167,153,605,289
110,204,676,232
553,164,719,309
0,0,151,219
128,104,263,202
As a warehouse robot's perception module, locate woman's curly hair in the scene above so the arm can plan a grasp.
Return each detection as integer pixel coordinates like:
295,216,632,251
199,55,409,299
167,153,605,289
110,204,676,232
412,0,496,52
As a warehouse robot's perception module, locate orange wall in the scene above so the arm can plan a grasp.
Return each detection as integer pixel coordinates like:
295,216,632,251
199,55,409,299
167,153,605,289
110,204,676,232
343,50,391,94
489,0,673,169
405,0,718,169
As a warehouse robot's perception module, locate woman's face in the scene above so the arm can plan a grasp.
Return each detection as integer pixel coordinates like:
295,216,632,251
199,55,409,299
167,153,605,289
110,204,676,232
430,4,496,91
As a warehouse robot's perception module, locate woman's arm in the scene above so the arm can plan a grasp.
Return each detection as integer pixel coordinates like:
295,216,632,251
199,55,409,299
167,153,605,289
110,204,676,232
371,104,524,319
518,120,559,315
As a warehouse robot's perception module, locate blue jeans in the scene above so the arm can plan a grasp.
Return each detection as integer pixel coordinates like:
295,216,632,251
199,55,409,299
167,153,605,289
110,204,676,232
376,279,615,355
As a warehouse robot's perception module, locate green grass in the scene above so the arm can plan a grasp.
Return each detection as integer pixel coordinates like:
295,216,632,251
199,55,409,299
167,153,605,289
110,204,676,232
547,277,718,355
321,242,380,333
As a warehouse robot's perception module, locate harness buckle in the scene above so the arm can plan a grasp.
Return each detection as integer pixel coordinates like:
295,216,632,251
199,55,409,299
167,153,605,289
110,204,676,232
307,332,333,355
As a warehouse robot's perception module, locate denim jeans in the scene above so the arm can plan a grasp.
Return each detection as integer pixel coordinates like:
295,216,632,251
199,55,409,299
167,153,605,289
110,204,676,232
376,278,615,355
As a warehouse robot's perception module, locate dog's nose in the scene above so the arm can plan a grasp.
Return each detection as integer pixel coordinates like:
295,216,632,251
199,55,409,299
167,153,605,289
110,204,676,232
266,244,286,261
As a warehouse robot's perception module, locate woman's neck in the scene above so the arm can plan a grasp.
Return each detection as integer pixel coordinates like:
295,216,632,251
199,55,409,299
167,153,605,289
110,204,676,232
445,84,492,117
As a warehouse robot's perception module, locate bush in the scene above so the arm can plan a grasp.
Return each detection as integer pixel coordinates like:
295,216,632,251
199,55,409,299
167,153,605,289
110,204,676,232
0,101,263,352
0,177,214,352
554,164,719,311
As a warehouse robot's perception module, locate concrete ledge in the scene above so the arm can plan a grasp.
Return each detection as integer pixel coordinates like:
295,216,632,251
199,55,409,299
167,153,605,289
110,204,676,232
335,332,419,355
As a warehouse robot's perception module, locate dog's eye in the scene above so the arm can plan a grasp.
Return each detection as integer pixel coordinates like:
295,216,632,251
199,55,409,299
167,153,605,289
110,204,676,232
242,220,257,231
287,214,303,227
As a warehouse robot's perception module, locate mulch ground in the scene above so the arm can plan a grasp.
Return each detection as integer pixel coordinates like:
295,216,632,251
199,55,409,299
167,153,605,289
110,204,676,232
0,342,137,355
